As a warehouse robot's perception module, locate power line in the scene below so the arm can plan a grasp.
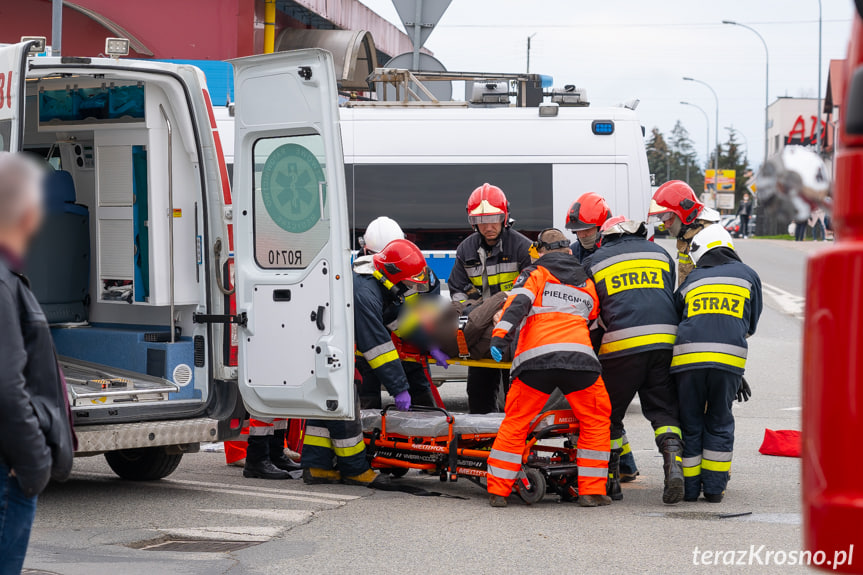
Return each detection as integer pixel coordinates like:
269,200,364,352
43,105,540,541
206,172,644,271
437,18,851,29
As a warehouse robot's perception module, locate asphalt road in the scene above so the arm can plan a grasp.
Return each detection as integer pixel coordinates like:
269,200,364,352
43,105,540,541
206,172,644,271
22,239,834,575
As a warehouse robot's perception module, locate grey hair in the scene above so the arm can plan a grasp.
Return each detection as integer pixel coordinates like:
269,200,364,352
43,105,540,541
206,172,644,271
0,152,44,227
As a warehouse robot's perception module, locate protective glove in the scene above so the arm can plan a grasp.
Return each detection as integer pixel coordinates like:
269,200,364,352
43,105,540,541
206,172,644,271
394,390,412,411
736,377,751,402
429,347,449,369
490,346,503,363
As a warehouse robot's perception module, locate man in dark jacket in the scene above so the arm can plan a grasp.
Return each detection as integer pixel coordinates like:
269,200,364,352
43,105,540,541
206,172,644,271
737,193,753,239
0,152,75,572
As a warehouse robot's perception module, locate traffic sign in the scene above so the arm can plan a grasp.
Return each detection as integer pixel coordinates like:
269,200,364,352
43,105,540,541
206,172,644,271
393,0,452,50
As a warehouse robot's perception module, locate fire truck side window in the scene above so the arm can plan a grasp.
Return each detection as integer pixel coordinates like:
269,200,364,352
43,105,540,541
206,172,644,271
252,133,330,270
0,120,10,151
347,163,553,250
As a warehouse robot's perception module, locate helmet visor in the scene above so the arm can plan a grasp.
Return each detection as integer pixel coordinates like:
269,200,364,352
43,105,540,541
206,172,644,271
468,213,506,225
401,266,431,293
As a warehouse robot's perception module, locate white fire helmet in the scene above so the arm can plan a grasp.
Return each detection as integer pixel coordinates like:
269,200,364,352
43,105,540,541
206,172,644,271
361,216,405,253
690,223,735,266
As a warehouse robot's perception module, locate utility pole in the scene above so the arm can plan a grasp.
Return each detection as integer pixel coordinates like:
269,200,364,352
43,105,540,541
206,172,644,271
52,0,62,56
526,33,537,74
815,0,823,153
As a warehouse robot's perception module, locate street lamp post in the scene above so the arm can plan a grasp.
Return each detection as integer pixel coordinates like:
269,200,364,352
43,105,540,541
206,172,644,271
684,77,720,205
681,100,710,171
722,20,769,164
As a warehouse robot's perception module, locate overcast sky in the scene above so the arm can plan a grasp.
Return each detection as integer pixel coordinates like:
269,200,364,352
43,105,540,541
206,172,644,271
359,0,854,169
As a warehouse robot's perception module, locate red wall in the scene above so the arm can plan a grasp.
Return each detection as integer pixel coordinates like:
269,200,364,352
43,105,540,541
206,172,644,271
0,0,310,60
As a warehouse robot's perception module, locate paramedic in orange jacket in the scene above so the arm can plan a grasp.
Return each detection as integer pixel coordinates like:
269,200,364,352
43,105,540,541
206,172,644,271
486,228,612,508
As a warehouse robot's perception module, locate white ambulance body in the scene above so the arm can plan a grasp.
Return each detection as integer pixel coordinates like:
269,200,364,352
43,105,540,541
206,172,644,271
0,42,353,479
218,102,652,282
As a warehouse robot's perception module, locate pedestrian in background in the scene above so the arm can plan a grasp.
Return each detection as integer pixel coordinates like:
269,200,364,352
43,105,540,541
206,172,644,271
0,152,75,574
794,218,809,241
736,193,753,239
809,208,826,242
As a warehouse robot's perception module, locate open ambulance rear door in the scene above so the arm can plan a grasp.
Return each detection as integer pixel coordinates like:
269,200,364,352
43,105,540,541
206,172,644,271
0,40,37,152
230,49,354,420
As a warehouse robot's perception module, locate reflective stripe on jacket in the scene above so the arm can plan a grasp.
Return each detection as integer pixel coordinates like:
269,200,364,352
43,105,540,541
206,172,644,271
671,253,763,375
448,228,532,302
490,252,601,377
582,233,679,359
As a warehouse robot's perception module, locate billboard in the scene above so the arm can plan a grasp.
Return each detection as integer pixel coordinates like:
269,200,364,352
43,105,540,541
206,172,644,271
705,169,736,193
716,193,736,210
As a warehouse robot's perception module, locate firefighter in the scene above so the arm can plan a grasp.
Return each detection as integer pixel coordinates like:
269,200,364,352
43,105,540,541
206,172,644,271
565,192,612,264
486,228,611,508
648,180,721,287
672,224,762,502
448,183,531,413
582,216,684,504
302,239,433,486
354,220,442,409
242,418,301,479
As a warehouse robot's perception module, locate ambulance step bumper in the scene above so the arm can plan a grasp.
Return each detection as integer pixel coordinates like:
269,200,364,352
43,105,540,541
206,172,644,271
75,417,220,455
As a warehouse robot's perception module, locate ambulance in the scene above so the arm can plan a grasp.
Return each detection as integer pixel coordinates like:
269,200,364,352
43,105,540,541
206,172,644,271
0,40,354,479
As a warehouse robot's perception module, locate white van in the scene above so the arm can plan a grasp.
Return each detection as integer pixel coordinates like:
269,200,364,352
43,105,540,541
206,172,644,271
1,42,354,479
219,102,652,282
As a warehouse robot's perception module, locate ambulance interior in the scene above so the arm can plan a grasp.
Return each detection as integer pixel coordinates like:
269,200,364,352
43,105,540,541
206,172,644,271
20,73,210,418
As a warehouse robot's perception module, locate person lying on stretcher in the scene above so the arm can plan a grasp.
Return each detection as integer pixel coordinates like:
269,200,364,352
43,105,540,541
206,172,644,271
394,291,514,363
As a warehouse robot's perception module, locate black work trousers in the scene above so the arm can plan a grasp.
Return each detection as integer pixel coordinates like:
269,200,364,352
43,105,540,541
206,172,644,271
601,349,681,448
467,366,510,414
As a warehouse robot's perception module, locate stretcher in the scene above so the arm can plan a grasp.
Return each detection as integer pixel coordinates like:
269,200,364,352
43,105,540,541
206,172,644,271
362,405,582,503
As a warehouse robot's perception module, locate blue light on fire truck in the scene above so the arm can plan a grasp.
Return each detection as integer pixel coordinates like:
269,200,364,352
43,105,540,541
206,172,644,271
592,120,615,135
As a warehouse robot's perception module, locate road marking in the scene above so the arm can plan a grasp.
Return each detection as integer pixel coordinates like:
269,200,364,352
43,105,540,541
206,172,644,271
73,472,360,506
761,282,805,319
160,525,287,542
200,508,313,522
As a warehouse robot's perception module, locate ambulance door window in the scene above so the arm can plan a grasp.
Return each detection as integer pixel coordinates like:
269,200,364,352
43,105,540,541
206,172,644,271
252,133,328,269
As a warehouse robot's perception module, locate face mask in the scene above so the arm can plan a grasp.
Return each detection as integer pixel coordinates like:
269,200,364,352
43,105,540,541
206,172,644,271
578,231,598,250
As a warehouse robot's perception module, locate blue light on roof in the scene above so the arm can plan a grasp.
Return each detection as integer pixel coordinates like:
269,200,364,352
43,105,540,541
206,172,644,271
539,75,553,89
592,120,615,135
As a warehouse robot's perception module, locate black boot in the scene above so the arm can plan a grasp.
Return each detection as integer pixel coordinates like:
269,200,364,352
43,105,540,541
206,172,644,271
661,437,685,505
244,435,289,479
606,448,623,501
269,428,302,472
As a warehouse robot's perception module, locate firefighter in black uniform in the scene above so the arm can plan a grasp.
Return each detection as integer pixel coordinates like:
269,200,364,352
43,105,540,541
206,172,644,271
672,224,762,503
302,239,434,486
354,217,442,409
583,216,684,504
565,192,612,264
448,183,531,414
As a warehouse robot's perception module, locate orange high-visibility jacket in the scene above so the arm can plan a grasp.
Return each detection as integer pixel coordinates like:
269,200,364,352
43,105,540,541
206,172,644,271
491,252,601,377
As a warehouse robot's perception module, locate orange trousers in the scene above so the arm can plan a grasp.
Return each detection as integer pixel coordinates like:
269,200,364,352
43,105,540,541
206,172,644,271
487,377,611,497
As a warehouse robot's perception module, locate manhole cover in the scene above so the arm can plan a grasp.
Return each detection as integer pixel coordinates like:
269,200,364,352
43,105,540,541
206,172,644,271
141,539,261,553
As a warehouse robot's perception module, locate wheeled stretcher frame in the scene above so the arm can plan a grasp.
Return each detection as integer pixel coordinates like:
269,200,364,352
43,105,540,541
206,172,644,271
362,405,584,503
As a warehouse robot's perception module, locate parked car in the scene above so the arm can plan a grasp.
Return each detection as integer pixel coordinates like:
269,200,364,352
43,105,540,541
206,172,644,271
724,215,756,238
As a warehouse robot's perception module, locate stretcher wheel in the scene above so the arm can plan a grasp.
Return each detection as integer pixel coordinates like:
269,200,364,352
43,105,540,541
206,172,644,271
380,467,408,478
516,468,546,505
